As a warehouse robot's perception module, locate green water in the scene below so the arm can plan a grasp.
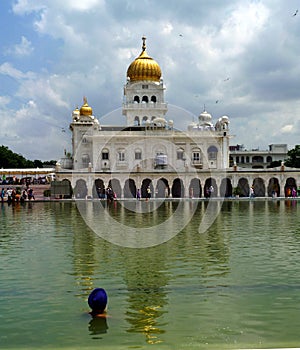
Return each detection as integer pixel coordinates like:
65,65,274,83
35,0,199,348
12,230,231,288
1,199,300,349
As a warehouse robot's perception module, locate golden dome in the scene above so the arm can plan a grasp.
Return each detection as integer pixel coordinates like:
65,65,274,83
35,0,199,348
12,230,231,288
80,97,93,116
127,37,162,82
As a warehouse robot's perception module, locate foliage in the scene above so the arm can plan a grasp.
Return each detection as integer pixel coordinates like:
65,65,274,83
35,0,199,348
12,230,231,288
285,145,300,168
267,160,282,168
0,145,56,168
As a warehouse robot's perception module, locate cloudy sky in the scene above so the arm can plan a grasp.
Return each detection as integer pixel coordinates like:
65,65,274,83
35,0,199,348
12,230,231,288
1,0,300,160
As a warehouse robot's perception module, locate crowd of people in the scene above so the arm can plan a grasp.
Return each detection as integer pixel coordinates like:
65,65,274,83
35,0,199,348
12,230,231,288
0,175,49,186
0,187,35,203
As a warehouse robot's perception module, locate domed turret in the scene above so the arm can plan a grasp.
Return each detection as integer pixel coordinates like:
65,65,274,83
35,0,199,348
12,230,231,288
72,106,80,121
80,97,93,116
199,110,213,126
127,37,162,82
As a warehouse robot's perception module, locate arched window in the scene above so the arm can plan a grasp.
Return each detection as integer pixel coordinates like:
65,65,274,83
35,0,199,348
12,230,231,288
208,145,218,160
135,149,142,160
134,96,140,103
142,96,148,103
142,116,148,125
117,148,125,162
134,116,140,126
151,96,157,103
253,155,263,163
177,148,184,160
102,148,109,160
82,154,90,167
192,148,201,164
267,156,272,163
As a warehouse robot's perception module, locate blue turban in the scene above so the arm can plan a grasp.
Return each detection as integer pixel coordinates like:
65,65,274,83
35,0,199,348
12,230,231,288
88,288,108,312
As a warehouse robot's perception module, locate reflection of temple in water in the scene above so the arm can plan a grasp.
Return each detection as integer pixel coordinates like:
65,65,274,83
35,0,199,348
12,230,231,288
121,246,169,344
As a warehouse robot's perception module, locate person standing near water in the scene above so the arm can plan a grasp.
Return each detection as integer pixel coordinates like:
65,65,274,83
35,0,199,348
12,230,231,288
146,186,151,201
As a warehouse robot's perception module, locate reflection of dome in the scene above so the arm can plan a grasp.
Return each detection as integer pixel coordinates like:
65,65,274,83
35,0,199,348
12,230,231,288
127,37,162,82
80,97,93,116
199,110,212,125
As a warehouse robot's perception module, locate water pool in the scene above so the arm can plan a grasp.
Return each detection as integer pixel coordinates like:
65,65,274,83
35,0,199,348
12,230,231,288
1,199,300,349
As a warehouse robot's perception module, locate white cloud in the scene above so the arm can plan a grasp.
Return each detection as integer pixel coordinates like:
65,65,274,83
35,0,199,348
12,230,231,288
3,0,300,159
12,0,46,15
281,124,293,133
6,36,34,57
0,62,34,80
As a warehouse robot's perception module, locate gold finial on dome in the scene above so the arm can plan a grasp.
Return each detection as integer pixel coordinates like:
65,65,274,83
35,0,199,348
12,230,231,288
142,36,146,51
127,37,162,82
80,96,93,116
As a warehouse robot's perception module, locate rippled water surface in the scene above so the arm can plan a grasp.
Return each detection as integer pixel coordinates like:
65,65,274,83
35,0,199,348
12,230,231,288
1,199,300,349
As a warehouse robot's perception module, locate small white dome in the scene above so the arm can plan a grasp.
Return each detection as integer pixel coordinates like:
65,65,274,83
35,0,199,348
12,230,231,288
199,110,213,125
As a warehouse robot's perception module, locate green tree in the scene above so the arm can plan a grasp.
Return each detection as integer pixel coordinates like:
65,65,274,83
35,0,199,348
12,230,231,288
0,145,36,168
42,160,57,167
33,159,44,168
285,145,300,168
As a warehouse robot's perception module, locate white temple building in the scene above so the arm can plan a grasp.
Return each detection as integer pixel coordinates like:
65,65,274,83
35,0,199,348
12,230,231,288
56,37,299,198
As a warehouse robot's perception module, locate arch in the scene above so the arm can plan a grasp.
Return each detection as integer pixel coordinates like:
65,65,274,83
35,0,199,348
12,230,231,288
93,178,105,199
177,148,185,160
252,155,263,163
156,178,170,198
134,95,140,103
252,177,265,197
267,156,272,163
82,154,90,167
142,95,149,103
134,116,140,126
73,179,88,199
141,178,153,198
172,178,184,198
284,177,297,197
207,145,218,160
151,95,157,103
101,148,109,160
204,178,217,198
108,178,121,198
268,177,280,197
142,116,148,125
124,178,136,198
220,178,232,197
191,147,202,165
189,178,202,198
58,179,72,199
237,178,249,197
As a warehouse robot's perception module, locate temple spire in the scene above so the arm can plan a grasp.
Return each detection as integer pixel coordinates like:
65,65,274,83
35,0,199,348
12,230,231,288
142,36,146,51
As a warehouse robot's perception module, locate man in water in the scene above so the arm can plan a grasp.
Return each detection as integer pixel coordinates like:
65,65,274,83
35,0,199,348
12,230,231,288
88,288,108,318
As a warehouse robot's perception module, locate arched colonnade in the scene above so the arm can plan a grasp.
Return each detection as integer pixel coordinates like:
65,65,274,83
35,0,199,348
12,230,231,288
60,172,300,199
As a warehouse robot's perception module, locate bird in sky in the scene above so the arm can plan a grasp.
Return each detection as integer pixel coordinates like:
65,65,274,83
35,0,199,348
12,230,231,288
223,77,230,81
292,9,298,16
179,34,183,37
215,100,219,104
